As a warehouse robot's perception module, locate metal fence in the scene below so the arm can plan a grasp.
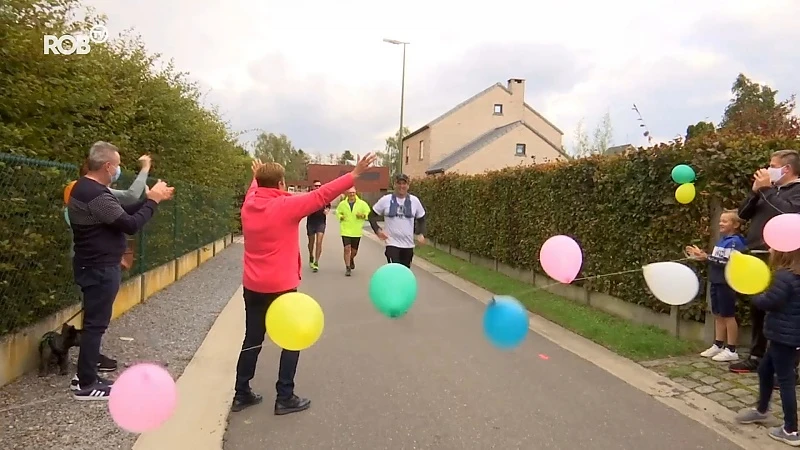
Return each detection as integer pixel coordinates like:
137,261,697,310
0,153,239,336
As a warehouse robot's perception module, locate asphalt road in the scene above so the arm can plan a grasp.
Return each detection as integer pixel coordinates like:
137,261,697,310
223,220,741,450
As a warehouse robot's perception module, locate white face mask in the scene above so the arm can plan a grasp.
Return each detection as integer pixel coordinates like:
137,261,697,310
768,166,786,183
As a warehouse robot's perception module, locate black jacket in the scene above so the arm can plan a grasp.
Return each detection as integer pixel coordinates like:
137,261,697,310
755,270,800,347
738,180,800,251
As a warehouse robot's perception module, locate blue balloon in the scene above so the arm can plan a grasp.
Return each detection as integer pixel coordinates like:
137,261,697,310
483,296,529,349
369,263,418,318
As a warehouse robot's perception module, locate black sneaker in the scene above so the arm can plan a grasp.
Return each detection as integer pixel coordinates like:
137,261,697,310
72,381,112,401
231,391,263,412
730,357,760,373
350,260,355,270
98,354,118,372
345,267,351,277
274,395,311,415
71,375,115,391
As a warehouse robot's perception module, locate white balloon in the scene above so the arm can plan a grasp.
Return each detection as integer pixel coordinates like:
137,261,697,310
642,261,700,306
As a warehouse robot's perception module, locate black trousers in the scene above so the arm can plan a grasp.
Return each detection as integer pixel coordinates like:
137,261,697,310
73,263,120,386
235,287,300,400
749,306,800,369
385,245,414,268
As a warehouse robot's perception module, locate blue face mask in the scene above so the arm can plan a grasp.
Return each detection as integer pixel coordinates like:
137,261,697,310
111,165,121,183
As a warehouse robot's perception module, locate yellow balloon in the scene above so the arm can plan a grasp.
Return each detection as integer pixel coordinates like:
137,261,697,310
675,183,696,204
265,292,324,351
725,251,771,295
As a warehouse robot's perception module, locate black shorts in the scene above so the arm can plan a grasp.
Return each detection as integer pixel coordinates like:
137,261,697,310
710,283,737,318
306,221,326,235
385,246,414,268
342,236,361,249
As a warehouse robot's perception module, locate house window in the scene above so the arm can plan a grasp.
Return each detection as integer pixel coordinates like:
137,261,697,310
405,145,409,164
419,140,425,160
494,104,503,115
515,143,526,156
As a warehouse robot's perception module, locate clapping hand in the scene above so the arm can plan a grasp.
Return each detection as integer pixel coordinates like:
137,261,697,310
146,179,175,203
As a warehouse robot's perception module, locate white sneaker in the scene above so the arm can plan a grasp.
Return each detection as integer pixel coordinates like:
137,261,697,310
712,348,740,362
700,344,723,358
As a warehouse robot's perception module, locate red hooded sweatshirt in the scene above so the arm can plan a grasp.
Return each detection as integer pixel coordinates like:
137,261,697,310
241,173,355,293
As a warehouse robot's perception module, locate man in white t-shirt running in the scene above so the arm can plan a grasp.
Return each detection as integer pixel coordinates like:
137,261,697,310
368,173,426,268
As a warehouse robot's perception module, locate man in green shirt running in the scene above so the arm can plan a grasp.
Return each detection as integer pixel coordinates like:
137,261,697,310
336,187,371,276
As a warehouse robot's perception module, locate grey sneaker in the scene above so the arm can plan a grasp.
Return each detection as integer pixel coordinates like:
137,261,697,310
769,427,800,446
345,267,351,277
736,408,772,424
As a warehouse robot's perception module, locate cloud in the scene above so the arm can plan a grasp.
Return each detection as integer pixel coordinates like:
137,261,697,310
78,0,800,158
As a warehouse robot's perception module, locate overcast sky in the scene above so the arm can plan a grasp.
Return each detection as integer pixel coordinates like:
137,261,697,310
82,0,799,157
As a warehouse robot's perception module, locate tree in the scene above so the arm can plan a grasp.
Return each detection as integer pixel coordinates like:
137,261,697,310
720,73,799,138
327,153,337,164
253,133,309,180
337,150,355,165
571,112,614,157
686,121,715,140
379,127,411,170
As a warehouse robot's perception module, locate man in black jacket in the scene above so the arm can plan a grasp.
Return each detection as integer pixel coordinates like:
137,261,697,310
730,149,800,374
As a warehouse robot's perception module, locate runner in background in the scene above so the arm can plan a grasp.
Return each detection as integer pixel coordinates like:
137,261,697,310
336,187,370,276
305,180,330,273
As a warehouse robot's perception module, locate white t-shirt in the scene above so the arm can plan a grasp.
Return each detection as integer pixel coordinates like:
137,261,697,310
373,194,426,249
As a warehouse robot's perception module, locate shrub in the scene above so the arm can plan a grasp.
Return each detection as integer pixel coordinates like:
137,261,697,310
413,134,800,324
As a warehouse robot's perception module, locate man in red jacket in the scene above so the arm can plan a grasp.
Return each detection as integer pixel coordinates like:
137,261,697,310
232,152,377,414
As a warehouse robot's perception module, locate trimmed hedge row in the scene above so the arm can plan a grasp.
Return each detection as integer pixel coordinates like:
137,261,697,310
0,154,237,335
413,134,800,324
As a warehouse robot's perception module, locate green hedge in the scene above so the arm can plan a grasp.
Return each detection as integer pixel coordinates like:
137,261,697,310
413,134,800,324
0,154,237,335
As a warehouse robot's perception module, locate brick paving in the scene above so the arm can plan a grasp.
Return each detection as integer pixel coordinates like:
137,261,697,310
642,353,793,421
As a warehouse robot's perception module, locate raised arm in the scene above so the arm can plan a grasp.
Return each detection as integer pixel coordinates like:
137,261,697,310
283,173,355,220
110,167,149,206
87,191,158,235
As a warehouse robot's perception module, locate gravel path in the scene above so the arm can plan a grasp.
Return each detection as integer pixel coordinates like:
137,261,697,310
0,243,244,450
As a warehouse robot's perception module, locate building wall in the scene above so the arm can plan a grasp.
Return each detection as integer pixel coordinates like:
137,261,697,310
522,108,562,147
303,164,390,193
403,79,563,179
447,125,566,175
402,127,432,179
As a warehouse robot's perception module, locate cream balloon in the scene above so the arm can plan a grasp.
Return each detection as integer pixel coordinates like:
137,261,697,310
642,261,700,306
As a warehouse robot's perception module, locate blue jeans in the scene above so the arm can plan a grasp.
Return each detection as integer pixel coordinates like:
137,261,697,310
758,341,798,432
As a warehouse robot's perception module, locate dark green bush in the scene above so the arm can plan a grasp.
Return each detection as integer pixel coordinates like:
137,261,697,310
413,134,800,325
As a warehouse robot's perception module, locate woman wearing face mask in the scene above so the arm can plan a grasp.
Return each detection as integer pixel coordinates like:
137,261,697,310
730,149,800,376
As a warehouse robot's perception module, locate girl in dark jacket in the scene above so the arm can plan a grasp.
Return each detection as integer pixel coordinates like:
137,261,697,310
736,248,800,446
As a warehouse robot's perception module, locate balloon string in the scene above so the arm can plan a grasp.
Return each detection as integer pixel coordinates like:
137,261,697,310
499,257,695,299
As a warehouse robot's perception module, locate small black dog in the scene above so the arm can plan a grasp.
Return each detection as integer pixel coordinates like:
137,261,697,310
38,323,80,376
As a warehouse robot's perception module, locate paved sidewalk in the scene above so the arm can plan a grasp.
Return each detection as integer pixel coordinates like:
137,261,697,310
223,221,742,450
643,355,787,424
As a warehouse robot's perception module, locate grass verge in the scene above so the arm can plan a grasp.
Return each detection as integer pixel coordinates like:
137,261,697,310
415,245,704,362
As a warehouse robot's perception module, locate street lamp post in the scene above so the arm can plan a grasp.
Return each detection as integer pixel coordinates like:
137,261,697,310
383,38,409,176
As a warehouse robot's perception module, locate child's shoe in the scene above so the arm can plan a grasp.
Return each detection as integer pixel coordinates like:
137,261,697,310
769,427,800,446
700,344,723,358
735,408,772,425
712,348,739,362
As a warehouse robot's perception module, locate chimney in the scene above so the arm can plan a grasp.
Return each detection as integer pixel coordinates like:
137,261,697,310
507,78,525,99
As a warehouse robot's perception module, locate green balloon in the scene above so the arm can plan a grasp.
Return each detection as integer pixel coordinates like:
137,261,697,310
671,164,696,184
369,263,418,318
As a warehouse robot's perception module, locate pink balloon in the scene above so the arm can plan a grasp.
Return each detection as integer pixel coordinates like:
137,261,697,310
764,213,800,252
539,235,583,283
108,363,177,433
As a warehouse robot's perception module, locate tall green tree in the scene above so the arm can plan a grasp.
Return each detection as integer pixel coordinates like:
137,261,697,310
686,121,716,140
253,133,310,180
571,112,614,157
337,150,355,165
379,127,410,169
720,73,798,138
